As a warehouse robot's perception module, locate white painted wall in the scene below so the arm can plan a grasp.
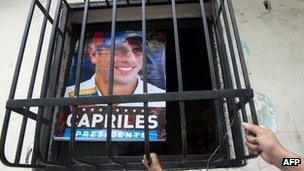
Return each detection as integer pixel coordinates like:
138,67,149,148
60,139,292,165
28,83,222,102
0,0,303,170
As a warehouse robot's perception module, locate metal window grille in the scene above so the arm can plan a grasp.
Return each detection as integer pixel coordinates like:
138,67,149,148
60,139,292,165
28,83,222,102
1,0,259,170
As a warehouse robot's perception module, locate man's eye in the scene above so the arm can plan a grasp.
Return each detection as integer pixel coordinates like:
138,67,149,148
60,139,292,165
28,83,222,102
98,51,110,57
132,48,142,54
116,48,126,54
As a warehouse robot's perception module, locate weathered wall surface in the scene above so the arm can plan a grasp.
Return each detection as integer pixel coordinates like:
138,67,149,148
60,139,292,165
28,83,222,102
228,0,304,170
0,0,303,170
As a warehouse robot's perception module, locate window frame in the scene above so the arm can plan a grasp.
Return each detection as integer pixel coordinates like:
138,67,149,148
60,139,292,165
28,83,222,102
0,0,258,170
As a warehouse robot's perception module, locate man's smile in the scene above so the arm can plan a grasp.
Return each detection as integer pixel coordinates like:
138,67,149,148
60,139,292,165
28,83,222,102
115,66,136,72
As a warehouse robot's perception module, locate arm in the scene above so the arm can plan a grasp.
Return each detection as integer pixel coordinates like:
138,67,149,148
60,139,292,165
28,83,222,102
243,123,304,171
276,149,304,171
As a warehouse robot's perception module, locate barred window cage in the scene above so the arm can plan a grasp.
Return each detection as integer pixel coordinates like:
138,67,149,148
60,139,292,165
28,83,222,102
1,0,259,170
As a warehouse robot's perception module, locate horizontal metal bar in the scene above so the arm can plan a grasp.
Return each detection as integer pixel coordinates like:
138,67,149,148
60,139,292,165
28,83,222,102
9,108,51,126
69,0,207,10
63,154,249,170
7,89,253,108
80,154,221,161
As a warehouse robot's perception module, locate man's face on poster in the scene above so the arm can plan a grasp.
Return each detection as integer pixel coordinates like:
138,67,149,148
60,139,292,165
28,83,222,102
88,37,143,85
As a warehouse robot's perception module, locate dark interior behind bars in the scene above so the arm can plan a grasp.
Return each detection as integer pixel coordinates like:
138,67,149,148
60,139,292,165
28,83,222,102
52,18,220,165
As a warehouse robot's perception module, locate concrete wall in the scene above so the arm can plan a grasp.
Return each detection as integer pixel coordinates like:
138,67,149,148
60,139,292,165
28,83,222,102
228,0,304,170
0,0,303,170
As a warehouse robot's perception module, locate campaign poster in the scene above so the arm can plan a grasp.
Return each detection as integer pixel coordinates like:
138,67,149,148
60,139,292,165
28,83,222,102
54,30,166,142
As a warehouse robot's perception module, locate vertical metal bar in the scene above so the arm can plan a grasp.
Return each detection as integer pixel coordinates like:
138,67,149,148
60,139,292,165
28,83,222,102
14,0,53,164
62,0,71,10
211,0,237,158
33,0,66,167
70,0,87,158
0,0,38,166
46,5,69,104
107,0,117,163
224,0,259,159
49,29,78,163
44,3,70,162
106,0,126,168
226,0,258,124
170,0,188,163
48,7,69,99
213,1,234,96
199,0,217,89
60,32,78,99
105,0,110,7
225,0,249,89
211,0,245,159
198,0,226,156
142,0,151,164
218,0,248,122
69,0,96,167
210,25,231,158
5,0,36,101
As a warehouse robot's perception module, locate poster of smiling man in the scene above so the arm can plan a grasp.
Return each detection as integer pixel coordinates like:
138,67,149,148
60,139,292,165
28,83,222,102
54,30,166,142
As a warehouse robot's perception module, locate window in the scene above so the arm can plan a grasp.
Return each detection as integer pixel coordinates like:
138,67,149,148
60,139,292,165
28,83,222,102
1,0,258,170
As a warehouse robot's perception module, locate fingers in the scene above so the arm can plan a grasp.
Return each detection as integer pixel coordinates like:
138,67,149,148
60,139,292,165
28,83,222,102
246,134,259,144
246,141,261,156
243,123,261,135
259,124,266,128
245,133,260,156
248,149,259,155
142,159,145,165
142,153,159,168
150,153,158,159
142,158,148,168
144,153,158,162
142,155,150,168
246,141,260,150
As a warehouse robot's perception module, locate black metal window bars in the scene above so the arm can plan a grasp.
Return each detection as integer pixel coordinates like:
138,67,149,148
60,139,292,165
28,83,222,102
0,0,259,170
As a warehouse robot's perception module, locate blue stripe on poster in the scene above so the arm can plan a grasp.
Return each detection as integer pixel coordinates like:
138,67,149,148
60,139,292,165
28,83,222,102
63,128,159,141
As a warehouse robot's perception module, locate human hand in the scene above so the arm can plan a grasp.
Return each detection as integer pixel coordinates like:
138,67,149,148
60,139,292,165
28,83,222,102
243,123,285,165
142,153,162,171
243,123,304,171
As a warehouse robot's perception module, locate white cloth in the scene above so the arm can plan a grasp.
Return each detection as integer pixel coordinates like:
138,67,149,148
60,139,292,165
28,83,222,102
65,75,165,107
